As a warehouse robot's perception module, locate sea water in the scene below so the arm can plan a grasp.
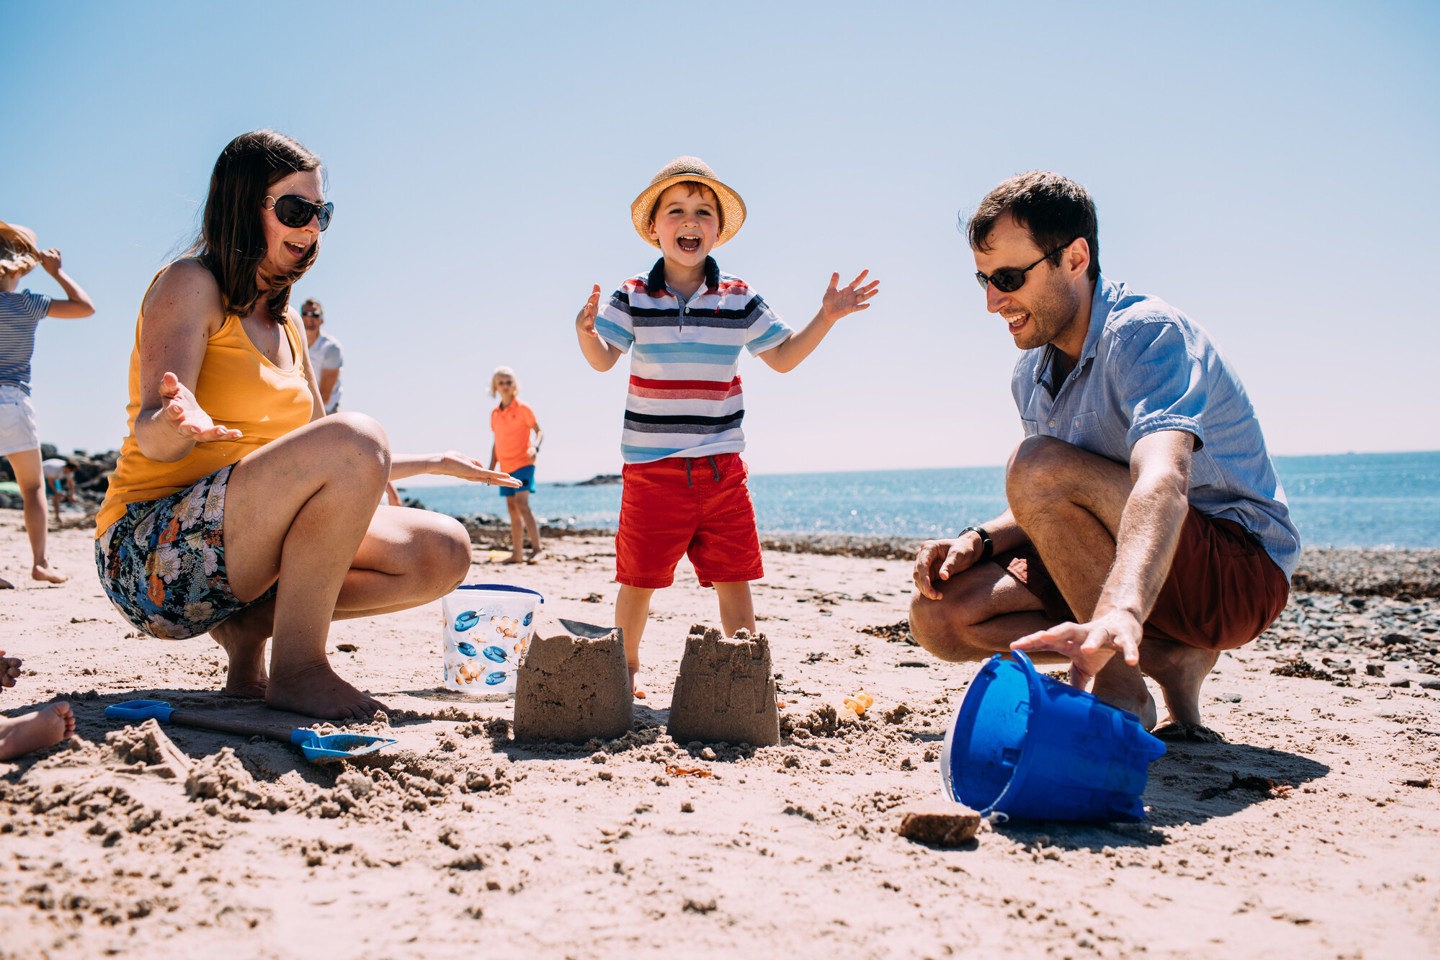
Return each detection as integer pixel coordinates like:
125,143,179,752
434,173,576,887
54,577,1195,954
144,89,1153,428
406,451,1440,550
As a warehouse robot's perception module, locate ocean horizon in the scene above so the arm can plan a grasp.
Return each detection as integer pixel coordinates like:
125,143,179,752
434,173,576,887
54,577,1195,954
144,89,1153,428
401,450,1440,551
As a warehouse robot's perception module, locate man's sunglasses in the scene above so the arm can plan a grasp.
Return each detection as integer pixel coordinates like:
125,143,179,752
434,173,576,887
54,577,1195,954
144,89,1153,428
301,310,323,318
974,240,1074,293
264,194,334,231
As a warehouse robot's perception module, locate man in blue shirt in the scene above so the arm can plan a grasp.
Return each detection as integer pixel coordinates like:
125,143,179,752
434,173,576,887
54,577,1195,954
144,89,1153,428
910,172,1299,737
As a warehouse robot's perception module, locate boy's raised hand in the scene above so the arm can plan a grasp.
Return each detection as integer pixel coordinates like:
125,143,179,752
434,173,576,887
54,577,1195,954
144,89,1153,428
155,371,243,443
819,270,879,323
575,284,602,338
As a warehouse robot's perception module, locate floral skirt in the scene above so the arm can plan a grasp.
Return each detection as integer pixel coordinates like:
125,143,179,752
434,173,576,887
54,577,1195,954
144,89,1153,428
95,464,275,639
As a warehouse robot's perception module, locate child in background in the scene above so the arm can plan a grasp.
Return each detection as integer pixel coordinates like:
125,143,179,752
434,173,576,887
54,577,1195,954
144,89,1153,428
488,366,544,564
0,220,96,584
0,650,74,761
574,156,878,694
42,456,78,523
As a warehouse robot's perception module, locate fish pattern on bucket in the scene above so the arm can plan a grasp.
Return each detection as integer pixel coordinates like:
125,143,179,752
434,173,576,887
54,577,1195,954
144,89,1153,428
441,589,543,695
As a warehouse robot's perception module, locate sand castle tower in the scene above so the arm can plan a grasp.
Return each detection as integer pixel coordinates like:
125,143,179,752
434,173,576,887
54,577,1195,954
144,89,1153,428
513,621,633,742
667,625,780,746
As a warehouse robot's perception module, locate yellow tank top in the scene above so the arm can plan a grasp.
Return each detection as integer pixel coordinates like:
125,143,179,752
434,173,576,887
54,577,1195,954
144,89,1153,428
96,277,315,536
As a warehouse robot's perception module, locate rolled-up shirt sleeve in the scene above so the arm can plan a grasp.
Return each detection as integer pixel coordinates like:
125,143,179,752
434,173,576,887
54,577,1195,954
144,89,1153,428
595,286,636,353
1117,321,1207,451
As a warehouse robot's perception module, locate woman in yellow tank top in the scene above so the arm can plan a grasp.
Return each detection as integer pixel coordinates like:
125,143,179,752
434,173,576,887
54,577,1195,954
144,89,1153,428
95,131,520,721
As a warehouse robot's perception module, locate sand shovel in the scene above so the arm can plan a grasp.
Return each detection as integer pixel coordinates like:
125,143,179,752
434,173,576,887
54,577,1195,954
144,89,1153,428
103,699,396,764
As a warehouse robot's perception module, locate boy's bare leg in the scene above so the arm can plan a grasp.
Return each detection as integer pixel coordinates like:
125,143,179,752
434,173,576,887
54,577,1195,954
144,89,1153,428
0,702,74,761
6,449,66,583
503,496,525,564
615,584,654,696
714,581,756,637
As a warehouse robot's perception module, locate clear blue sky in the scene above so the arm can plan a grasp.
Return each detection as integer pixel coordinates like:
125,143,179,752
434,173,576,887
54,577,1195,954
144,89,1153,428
5,0,1437,482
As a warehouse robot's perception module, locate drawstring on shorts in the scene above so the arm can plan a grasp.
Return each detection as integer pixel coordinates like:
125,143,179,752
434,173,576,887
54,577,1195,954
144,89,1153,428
683,455,722,487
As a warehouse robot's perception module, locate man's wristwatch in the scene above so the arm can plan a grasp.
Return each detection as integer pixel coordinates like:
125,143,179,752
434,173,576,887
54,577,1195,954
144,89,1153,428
959,525,994,562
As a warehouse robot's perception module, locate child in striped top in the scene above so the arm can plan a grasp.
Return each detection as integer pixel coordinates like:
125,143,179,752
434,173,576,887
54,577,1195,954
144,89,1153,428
575,156,879,695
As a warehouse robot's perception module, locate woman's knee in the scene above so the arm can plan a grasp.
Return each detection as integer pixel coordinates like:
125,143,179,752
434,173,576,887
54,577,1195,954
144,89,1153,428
314,412,392,482
417,515,472,589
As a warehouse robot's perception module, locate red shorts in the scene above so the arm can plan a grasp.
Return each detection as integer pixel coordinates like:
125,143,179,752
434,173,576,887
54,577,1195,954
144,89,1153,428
615,453,764,589
1000,506,1289,651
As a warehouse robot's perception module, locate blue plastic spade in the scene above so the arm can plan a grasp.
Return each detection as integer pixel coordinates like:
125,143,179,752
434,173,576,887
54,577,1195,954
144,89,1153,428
104,699,396,764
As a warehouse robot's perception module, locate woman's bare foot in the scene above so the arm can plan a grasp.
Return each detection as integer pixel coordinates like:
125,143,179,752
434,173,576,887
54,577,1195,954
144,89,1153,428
500,554,524,565
0,702,75,761
31,563,68,584
628,664,647,700
265,661,387,720
526,547,544,564
210,603,274,698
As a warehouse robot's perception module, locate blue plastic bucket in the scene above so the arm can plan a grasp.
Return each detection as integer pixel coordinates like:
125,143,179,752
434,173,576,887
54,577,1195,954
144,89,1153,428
940,651,1166,822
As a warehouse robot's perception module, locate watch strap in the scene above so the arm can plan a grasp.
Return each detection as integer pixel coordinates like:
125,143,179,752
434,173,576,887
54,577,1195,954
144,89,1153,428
959,525,994,562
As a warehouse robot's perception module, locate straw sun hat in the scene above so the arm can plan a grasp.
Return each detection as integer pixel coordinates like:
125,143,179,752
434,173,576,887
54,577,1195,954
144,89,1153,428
630,156,747,249
0,220,41,276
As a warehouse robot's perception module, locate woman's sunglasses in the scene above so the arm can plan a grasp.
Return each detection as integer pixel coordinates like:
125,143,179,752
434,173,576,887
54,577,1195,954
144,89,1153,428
974,240,1074,293
265,194,334,231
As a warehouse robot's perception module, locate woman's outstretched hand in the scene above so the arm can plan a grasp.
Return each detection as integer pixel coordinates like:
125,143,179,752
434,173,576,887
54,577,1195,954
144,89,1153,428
434,451,523,487
155,372,243,443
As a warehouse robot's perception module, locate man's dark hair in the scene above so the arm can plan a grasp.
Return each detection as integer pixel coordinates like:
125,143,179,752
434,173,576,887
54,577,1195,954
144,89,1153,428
965,171,1100,282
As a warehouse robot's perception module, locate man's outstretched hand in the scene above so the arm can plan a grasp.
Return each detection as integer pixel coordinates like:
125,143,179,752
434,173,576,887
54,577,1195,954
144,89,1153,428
1011,609,1143,690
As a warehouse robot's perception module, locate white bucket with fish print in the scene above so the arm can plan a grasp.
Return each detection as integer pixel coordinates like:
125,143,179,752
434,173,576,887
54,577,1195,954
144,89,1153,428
441,583,544,697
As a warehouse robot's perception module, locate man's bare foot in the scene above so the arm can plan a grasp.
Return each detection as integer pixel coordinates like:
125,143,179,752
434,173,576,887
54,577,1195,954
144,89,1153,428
1143,642,1221,729
266,661,387,720
0,702,75,761
1090,661,1158,730
31,564,67,584
210,604,274,698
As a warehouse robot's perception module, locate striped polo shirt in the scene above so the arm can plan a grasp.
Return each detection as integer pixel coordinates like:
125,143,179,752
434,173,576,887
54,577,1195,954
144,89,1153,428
595,257,792,464
0,291,53,394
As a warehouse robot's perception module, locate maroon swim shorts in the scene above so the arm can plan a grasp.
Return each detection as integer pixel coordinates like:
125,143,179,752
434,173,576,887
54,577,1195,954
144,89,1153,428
615,453,764,589
999,506,1290,651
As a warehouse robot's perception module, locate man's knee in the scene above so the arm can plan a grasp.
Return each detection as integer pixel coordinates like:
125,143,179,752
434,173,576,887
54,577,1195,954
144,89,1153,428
909,591,987,663
1007,436,1084,504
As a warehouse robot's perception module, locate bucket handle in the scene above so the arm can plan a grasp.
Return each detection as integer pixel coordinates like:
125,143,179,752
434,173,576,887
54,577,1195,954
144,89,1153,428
973,650,1039,820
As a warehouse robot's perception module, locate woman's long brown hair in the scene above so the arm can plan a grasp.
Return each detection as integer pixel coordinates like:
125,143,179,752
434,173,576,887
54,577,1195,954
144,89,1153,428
187,130,322,323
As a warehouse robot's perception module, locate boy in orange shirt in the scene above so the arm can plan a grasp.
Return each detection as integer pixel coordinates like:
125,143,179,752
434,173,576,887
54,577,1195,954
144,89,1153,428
488,366,544,563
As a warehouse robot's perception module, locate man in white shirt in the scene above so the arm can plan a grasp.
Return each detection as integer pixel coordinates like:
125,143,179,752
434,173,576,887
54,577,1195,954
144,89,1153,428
300,298,343,415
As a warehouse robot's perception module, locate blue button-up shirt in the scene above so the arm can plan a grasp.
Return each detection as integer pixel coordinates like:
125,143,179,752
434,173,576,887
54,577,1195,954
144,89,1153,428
1011,276,1301,578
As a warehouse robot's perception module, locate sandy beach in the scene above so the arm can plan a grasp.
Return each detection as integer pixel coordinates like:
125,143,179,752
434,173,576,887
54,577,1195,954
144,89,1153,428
2,510,1438,959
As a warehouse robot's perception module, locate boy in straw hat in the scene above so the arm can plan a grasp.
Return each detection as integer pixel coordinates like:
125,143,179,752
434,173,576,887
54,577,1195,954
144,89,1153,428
0,220,95,585
575,156,879,694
